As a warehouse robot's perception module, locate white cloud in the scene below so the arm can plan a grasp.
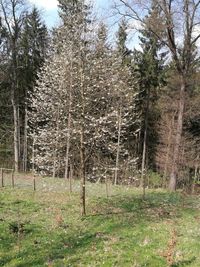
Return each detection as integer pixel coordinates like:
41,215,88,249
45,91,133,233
29,0,58,10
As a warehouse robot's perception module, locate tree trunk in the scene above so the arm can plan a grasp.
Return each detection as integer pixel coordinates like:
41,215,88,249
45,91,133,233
169,76,185,191
69,163,73,193
52,156,56,178
17,106,21,168
192,163,198,193
12,99,19,172
1,2,20,172
141,88,150,197
32,134,36,174
80,57,86,216
163,114,175,187
114,107,122,185
64,56,73,180
80,127,86,216
64,114,71,180
23,105,28,172
52,107,60,178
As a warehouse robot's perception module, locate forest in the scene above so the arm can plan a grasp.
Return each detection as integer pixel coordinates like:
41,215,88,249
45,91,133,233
1,0,200,193
0,0,200,266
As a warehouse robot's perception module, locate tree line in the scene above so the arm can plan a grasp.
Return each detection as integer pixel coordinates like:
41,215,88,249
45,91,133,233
1,0,200,199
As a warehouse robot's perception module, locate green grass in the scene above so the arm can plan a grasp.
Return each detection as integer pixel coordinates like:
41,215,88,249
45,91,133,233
0,176,200,266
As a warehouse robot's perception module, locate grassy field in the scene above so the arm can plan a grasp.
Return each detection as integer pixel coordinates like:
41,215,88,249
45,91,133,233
0,175,200,267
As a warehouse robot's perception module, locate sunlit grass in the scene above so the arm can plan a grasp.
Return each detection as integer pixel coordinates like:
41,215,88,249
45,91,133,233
0,175,200,266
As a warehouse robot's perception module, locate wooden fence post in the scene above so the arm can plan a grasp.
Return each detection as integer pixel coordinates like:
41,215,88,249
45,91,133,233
33,177,36,191
105,176,109,198
69,164,73,193
11,171,15,188
1,168,4,187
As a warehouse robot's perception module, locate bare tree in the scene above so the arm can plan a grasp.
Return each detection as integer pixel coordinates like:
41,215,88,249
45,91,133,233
114,0,200,190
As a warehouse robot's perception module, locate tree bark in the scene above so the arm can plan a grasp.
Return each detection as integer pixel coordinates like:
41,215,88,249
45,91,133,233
80,127,86,215
69,163,73,193
163,114,175,187
52,107,60,178
80,56,86,216
64,54,73,181
169,76,186,191
32,134,36,174
23,105,28,172
12,99,19,172
114,107,122,185
64,112,71,180
141,87,150,197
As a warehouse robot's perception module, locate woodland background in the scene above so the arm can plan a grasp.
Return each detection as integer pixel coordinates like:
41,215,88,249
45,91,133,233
1,0,200,196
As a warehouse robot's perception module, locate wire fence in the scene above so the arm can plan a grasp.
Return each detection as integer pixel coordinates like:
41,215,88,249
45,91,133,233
0,169,139,198
0,170,69,192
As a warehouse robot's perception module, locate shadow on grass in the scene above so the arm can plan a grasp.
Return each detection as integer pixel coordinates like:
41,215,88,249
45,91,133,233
86,191,182,222
0,223,103,267
0,225,16,251
172,257,196,266
0,190,191,267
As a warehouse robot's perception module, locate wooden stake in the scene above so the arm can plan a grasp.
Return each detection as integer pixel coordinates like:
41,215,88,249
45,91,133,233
11,171,15,188
33,177,36,191
1,168,4,187
69,164,73,193
105,176,109,198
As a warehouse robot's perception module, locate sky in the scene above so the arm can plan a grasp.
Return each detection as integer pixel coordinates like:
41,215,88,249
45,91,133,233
28,0,140,49
28,0,59,28
28,0,111,28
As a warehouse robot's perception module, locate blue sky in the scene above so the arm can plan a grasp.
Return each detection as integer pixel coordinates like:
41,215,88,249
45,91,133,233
28,0,140,49
29,0,111,28
28,0,60,28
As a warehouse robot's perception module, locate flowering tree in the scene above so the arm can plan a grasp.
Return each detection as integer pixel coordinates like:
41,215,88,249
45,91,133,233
29,1,140,214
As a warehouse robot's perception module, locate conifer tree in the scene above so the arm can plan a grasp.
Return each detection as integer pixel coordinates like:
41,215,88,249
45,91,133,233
116,19,131,65
0,0,27,171
0,1,49,171
20,7,49,171
115,0,200,191
133,4,166,192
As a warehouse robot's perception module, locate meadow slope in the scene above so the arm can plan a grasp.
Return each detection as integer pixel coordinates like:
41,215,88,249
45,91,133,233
0,176,200,267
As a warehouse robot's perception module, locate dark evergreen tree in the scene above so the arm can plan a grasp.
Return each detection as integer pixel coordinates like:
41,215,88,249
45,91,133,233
0,0,28,171
116,19,131,65
19,7,49,171
133,4,166,189
0,2,49,171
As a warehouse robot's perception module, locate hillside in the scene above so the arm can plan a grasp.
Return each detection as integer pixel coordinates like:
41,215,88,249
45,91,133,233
0,177,200,266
